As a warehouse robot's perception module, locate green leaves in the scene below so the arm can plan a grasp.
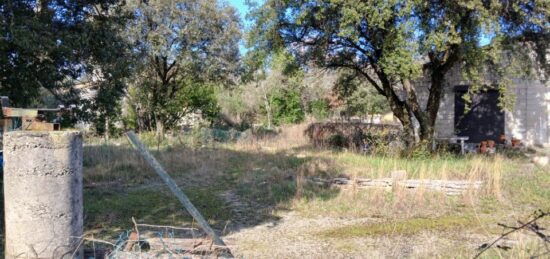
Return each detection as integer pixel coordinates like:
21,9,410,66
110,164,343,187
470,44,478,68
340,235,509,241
268,88,305,125
247,0,548,144
0,0,131,107
125,0,241,132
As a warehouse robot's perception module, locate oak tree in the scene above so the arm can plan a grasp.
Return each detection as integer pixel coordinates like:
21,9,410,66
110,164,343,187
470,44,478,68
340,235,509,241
126,0,241,136
247,0,549,146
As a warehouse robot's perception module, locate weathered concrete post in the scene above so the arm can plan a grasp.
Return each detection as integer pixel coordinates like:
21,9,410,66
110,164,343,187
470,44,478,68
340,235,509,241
3,131,83,259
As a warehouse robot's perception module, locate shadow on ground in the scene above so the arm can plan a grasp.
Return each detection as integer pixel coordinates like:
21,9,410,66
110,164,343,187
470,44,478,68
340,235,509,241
82,143,340,241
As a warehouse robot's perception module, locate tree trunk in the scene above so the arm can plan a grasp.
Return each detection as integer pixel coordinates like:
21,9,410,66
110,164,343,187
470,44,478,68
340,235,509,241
104,116,110,142
417,118,433,142
155,117,165,140
260,81,273,129
393,106,416,148
264,94,273,130
376,72,417,147
422,70,447,143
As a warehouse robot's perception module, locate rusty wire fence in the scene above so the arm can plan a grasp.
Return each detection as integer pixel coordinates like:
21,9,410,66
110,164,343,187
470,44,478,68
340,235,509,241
79,221,227,258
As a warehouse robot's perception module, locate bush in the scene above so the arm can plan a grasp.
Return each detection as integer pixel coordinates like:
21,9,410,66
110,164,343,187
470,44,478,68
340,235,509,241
270,88,305,125
124,81,220,132
308,99,330,120
328,134,347,148
401,142,433,159
304,122,402,153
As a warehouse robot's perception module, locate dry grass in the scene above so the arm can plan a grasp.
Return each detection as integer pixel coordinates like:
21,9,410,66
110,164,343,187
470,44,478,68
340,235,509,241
232,123,311,152
80,124,549,257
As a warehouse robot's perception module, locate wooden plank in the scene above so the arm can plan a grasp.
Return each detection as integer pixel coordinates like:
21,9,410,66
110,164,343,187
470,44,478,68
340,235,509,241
2,108,38,118
22,119,60,131
126,132,232,257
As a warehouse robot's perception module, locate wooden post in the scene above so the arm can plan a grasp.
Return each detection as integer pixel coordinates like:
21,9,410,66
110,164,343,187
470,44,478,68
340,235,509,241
126,132,231,256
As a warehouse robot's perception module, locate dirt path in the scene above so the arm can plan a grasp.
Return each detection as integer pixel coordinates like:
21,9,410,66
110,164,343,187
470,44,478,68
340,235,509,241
225,212,375,258
223,211,523,258
219,190,274,231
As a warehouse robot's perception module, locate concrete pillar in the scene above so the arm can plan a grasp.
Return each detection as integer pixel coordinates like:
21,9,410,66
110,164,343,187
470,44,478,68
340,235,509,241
3,131,83,259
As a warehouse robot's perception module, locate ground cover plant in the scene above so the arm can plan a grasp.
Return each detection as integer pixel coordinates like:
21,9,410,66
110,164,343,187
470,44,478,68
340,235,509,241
80,123,549,257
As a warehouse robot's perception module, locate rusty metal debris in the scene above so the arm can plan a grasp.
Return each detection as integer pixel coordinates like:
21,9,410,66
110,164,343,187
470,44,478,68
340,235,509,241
0,96,75,167
0,96,75,133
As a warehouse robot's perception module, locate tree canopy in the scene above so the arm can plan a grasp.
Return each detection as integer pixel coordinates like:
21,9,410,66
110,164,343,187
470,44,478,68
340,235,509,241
125,0,241,135
0,0,133,135
247,0,549,145
0,0,131,107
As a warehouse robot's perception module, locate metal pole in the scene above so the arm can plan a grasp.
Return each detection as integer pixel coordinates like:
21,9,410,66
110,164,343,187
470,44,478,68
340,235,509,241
126,131,231,256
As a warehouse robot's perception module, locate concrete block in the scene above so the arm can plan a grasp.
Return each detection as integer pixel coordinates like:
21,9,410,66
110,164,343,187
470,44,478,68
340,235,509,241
3,131,83,259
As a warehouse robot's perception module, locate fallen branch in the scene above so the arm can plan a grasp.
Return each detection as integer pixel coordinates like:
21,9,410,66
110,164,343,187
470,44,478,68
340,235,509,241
475,210,549,258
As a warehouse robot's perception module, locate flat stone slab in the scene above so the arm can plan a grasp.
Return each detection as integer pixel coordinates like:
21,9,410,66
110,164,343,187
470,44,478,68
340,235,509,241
309,176,483,195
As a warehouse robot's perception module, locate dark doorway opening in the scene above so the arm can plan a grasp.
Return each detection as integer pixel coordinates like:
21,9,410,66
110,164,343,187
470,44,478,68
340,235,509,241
454,86,505,143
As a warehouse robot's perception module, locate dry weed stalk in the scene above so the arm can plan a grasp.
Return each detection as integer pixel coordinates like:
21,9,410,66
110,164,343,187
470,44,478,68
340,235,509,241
475,210,550,258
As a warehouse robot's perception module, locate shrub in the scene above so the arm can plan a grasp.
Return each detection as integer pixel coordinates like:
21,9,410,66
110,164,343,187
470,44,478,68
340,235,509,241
270,88,305,125
308,99,330,120
401,142,433,159
328,134,347,148
304,122,402,152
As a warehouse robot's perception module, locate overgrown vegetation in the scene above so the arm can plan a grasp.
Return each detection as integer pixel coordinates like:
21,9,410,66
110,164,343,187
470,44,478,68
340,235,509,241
304,122,401,151
247,0,549,146
1,0,549,257
3,0,546,145
77,124,549,257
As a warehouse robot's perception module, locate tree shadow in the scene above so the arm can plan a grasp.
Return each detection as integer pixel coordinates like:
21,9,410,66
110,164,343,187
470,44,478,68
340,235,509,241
81,142,341,242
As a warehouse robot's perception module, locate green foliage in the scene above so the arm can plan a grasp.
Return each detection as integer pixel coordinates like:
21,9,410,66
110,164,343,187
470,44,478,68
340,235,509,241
216,86,260,129
332,70,389,118
268,88,305,125
218,90,250,118
241,49,308,127
270,50,304,79
126,80,220,131
126,0,241,134
346,87,389,118
308,99,331,120
247,0,549,144
0,0,132,133
171,82,220,123
401,143,433,160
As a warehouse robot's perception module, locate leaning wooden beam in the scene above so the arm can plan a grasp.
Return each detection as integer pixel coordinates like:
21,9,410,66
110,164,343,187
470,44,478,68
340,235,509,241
126,131,232,257
2,107,39,117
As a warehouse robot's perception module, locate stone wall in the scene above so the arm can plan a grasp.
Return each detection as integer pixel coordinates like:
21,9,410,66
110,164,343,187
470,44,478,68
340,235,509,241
505,80,550,146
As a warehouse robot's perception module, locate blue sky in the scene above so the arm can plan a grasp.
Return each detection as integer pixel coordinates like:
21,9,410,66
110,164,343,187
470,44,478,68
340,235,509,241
228,0,256,53
228,0,251,26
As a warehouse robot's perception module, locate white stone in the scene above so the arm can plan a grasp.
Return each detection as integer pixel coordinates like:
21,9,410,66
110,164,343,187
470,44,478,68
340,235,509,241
532,156,549,167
